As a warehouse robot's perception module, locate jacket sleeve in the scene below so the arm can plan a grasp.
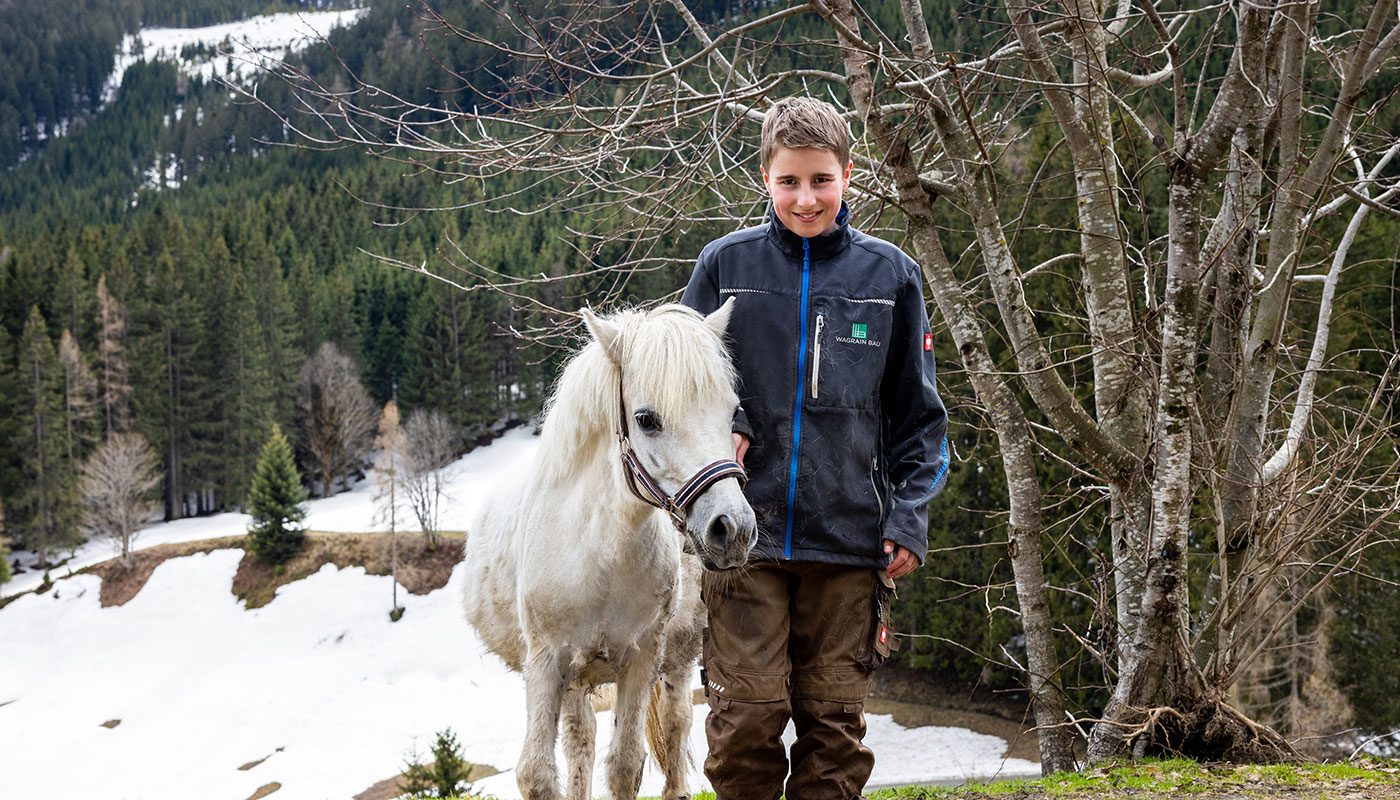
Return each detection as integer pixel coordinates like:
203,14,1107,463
680,252,753,440
879,259,949,564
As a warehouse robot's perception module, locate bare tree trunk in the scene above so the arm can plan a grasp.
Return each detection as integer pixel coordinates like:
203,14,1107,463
826,0,1078,773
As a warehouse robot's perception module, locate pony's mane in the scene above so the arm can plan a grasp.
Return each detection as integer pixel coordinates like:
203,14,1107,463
536,304,737,483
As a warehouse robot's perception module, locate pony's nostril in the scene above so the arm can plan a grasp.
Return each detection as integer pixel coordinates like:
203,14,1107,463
708,514,733,543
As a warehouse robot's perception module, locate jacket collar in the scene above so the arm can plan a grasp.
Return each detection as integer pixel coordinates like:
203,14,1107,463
766,202,854,261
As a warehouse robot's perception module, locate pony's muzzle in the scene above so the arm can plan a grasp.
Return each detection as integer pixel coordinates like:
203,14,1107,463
690,495,756,570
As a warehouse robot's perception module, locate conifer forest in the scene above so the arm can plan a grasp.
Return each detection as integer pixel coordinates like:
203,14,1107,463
1,0,1398,764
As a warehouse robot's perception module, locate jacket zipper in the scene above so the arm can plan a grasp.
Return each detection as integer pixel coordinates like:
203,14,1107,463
784,238,813,560
812,313,825,400
870,455,884,524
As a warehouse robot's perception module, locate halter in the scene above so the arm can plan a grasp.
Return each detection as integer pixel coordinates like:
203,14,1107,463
615,380,747,532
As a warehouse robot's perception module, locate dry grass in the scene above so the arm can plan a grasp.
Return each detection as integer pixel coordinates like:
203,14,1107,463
230,531,464,610
65,531,466,609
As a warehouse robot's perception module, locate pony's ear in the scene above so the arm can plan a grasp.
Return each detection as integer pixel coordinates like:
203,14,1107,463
705,296,736,336
580,307,623,364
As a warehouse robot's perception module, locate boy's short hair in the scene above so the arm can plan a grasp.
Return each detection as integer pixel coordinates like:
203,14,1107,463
760,97,851,170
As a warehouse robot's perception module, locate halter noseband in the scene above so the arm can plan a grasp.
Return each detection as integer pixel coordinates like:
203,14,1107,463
616,381,747,531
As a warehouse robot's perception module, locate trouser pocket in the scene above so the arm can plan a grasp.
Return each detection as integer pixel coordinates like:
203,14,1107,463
857,570,900,671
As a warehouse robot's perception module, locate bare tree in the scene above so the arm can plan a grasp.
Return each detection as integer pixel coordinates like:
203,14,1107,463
376,400,407,617
79,433,162,568
57,329,98,463
402,408,457,549
263,0,1400,767
296,341,378,498
96,274,133,435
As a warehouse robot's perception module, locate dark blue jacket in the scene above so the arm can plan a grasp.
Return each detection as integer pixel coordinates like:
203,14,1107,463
681,206,949,568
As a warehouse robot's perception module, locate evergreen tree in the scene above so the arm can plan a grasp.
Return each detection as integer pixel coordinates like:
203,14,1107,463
246,424,307,566
11,306,81,566
0,497,10,586
398,727,473,800
207,254,274,508
133,245,209,519
0,325,20,506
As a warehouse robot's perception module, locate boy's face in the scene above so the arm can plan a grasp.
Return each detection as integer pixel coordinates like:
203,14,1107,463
761,146,852,239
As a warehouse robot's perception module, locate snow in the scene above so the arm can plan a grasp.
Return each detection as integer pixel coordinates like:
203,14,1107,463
4,426,541,597
103,8,369,102
0,428,1041,799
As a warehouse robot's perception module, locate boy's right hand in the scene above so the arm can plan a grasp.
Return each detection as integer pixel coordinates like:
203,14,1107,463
733,433,750,468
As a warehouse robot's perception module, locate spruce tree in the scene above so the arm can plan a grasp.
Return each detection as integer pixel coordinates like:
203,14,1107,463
0,497,11,586
12,306,81,566
246,424,307,565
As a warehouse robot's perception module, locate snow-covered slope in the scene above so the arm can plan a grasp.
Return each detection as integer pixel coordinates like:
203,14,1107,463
104,8,369,102
0,429,1040,799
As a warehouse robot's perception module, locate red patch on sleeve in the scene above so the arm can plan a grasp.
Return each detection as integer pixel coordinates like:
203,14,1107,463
923,333,934,352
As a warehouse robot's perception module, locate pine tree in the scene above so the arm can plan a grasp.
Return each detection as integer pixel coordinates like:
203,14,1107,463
12,306,81,566
208,255,274,508
398,727,473,800
247,424,307,565
134,247,208,519
0,497,11,586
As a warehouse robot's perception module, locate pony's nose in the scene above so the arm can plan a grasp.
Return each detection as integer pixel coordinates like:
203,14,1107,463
707,514,736,547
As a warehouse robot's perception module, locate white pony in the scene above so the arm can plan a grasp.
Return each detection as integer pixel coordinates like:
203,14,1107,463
463,301,757,800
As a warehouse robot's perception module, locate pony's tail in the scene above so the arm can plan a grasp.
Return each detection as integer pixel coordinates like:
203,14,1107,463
646,679,669,775
646,678,695,778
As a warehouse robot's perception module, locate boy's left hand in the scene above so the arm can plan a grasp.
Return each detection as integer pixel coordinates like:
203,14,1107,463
883,539,918,579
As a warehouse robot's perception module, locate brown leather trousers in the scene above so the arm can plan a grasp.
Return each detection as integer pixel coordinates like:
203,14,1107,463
701,562,896,800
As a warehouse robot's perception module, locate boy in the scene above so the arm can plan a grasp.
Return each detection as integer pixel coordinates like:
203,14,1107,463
680,97,949,800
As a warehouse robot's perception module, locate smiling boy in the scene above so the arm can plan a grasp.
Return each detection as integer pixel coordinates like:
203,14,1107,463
681,97,949,800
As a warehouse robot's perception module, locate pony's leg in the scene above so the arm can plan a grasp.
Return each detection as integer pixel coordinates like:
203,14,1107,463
560,686,596,800
518,647,570,800
606,643,660,800
653,666,695,800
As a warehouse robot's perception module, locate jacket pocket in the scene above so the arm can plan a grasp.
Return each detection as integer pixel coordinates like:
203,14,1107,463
808,296,894,410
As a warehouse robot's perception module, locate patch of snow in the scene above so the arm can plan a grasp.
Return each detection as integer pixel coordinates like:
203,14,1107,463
3,427,540,597
0,553,1038,800
102,8,368,103
0,426,1040,798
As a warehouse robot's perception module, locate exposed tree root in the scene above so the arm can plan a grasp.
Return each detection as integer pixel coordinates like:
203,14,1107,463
1128,693,1300,763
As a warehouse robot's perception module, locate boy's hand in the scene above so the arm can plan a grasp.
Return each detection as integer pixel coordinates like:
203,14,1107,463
733,433,750,468
883,539,918,579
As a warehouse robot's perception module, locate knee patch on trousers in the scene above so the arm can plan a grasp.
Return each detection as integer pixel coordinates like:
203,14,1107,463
792,668,872,704
704,658,788,704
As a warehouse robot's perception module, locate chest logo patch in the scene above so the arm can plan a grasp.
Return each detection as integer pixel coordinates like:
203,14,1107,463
851,323,868,340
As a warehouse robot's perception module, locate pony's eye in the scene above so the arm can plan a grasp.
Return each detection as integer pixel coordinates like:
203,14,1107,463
634,408,663,434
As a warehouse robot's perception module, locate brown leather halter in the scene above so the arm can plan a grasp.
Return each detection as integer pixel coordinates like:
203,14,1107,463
615,382,747,532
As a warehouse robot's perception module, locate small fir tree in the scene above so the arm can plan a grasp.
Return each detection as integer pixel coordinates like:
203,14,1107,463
247,424,307,565
398,727,473,799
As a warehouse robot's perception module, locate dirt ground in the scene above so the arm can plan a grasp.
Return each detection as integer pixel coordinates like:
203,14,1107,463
74,530,465,609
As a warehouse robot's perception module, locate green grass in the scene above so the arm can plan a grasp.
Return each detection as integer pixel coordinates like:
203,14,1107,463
428,758,1400,800
863,758,1400,799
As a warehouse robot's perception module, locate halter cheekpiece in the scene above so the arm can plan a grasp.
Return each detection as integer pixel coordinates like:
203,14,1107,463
615,379,747,531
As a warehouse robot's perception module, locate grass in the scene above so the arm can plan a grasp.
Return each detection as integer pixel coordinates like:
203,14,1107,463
420,758,1400,800
862,758,1400,799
